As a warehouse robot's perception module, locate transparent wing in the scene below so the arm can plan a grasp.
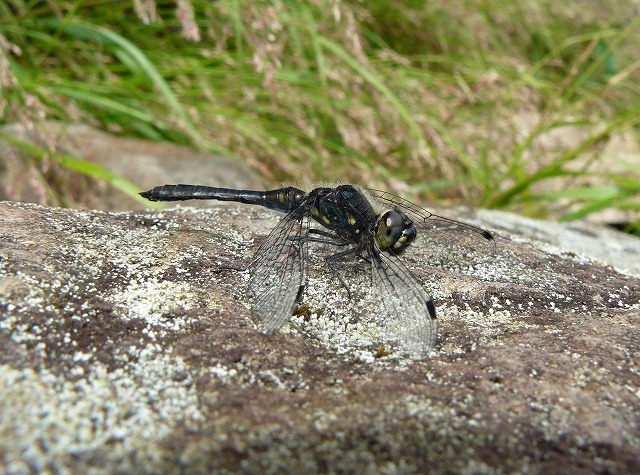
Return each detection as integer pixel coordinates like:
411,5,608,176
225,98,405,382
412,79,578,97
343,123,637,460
368,189,495,267
248,203,312,333
368,244,438,358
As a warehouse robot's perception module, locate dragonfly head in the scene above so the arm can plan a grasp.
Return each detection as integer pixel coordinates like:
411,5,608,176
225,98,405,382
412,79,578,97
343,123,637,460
375,210,416,253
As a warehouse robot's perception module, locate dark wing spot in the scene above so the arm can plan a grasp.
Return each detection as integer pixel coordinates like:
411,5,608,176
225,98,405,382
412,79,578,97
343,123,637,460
427,300,436,320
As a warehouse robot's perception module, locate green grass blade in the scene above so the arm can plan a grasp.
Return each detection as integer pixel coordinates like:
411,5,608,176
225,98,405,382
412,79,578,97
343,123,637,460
52,86,157,123
559,190,636,221
44,19,205,147
316,36,428,150
0,131,156,206
528,185,620,202
487,107,640,208
303,7,327,85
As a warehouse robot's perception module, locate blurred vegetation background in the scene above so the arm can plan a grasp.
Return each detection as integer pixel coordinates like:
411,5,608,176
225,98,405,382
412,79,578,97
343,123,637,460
0,0,639,229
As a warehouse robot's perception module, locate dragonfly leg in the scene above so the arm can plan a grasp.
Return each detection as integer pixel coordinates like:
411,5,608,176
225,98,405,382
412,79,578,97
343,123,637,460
324,247,361,299
288,228,349,247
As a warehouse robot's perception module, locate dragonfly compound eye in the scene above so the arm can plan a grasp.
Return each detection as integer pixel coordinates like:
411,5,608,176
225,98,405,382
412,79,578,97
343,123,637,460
376,210,416,253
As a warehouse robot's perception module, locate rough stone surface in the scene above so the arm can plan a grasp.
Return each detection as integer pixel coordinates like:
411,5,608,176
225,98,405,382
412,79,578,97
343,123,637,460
0,199,639,474
0,121,261,210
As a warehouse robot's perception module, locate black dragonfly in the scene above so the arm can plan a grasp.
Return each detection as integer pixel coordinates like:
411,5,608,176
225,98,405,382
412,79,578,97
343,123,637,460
140,184,495,357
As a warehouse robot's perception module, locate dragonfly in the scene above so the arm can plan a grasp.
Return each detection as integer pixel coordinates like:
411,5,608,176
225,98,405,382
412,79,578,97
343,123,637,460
140,184,495,357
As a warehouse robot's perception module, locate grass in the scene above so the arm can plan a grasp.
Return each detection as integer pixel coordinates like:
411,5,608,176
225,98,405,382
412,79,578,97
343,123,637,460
0,0,638,229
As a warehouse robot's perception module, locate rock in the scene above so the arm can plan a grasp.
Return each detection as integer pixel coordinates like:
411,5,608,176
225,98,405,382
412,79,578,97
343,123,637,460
0,199,639,473
0,121,261,210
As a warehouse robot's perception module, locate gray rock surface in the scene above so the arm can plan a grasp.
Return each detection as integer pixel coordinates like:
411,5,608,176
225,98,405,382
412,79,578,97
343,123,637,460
0,199,639,474
0,121,262,210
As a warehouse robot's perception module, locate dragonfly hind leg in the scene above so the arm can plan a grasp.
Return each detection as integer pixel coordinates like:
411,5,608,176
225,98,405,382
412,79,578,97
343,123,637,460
290,229,361,299
323,247,362,299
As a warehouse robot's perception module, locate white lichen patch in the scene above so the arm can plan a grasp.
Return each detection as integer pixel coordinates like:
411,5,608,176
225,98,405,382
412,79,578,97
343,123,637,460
0,345,203,474
109,278,205,330
437,303,535,353
287,264,387,358
280,256,437,362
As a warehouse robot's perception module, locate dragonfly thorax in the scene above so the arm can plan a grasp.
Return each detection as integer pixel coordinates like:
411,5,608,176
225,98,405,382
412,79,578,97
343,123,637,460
375,210,416,253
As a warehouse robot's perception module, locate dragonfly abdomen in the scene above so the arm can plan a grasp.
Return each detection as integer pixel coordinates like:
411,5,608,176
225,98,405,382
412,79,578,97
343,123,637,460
139,185,307,214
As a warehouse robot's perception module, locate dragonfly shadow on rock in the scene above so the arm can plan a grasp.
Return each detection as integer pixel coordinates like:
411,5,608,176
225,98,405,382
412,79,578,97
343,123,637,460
140,183,495,358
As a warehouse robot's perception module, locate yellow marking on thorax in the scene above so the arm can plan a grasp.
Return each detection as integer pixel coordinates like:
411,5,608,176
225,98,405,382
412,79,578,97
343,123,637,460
312,207,331,224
